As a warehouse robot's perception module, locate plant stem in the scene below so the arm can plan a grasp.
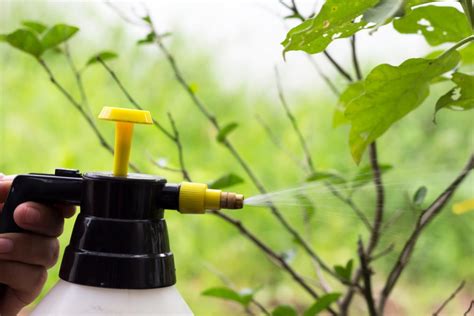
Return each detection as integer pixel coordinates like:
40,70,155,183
378,154,474,314
37,58,140,173
357,238,377,316
350,35,362,81
432,280,466,316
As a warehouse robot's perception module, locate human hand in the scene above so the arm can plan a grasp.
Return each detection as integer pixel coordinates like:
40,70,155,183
0,174,76,316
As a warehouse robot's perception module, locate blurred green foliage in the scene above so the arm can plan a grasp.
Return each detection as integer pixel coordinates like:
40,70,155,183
1,1,473,315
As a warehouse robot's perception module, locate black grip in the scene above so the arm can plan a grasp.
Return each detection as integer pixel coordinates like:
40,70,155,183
0,174,83,233
0,173,83,299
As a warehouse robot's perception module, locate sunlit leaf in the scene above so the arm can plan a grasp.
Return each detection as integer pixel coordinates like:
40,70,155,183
413,186,427,206
334,259,353,281
272,305,298,316
2,29,43,57
281,0,378,55
333,81,364,127
202,287,253,307
453,199,474,215
21,21,47,34
435,72,474,117
459,42,474,65
208,173,244,189
216,122,238,143
345,50,460,163
351,164,393,191
303,292,341,316
41,24,79,50
86,51,118,66
393,6,472,46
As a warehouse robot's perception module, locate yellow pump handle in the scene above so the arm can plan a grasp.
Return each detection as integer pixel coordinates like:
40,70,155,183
98,107,152,176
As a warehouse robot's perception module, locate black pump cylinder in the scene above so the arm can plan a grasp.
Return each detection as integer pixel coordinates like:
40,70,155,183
60,172,177,289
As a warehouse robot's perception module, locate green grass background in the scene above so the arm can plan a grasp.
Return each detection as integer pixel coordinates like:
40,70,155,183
1,1,473,315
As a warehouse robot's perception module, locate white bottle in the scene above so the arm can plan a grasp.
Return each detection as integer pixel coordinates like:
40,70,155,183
31,280,193,316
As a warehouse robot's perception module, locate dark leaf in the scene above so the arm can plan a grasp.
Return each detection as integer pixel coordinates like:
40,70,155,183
216,122,238,143
351,164,393,191
142,15,152,24
208,173,244,189
86,51,118,66
303,292,342,316
272,305,298,316
41,24,79,50
21,21,47,34
137,32,156,45
306,170,345,184
413,186,428,206
334,259,353,281
3,29,43,57
202,287,253,307
296,193,315,221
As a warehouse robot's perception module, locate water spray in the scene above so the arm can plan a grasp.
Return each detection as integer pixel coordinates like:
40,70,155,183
0,107,244,315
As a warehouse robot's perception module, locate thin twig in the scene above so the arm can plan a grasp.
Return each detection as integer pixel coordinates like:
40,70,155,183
433,280,466,316
465,300,474,316
166,112,191,181
37,58,140,173
350,35,363,81
378,154,474,314
370,243,394,262
305,55,340,96
97,57,175,140
212,211,337,316
367,142,385,254
357,238,377,316
275,66,315,173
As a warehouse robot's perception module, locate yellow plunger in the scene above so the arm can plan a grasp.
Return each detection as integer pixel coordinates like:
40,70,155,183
98,106,152,176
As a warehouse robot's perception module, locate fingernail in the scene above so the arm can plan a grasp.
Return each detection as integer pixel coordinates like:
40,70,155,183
25,206,41,224
0,238,14,253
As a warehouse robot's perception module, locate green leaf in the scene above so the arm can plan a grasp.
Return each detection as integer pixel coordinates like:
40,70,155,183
202,287,252,306
208,173,244,189
345,50,461,163
137,32,156,45
86,51,118,66
0,34,6,42
21,21,47,34
142,15,152,24
393,6,472,46
303,293,342,316
216,122,238,143
41,24,79,50
3,29,43,57
435,72,474,116
333,81,364,127
306,170,346,184
296,193,315,221
334,259,353,281
272,305,298,316
351,164,393,191
459,42,474,65
282,0,378,55
413,186,427,206
363,0,404,26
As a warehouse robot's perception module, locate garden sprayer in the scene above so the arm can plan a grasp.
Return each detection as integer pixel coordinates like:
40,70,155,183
0,107,244,315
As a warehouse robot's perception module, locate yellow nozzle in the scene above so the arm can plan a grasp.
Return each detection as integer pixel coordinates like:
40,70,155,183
98,107,152,176
179,182,244,214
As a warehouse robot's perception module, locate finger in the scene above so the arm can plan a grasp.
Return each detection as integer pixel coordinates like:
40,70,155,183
0,261,46,313
0,233,59,268
53,203,77,218
14,202,64,237
0,179,12,203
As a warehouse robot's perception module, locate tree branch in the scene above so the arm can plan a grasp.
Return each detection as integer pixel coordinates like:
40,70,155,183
357,238,377,316
379,154,474,314
350,35,362,81
433,280,465,316
97,58,175,140
37,58,140,173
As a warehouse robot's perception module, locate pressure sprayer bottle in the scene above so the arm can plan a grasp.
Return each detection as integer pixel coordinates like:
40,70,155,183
0,107,244,315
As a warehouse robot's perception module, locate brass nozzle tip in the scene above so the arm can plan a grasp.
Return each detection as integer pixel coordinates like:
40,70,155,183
220,192,244,209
